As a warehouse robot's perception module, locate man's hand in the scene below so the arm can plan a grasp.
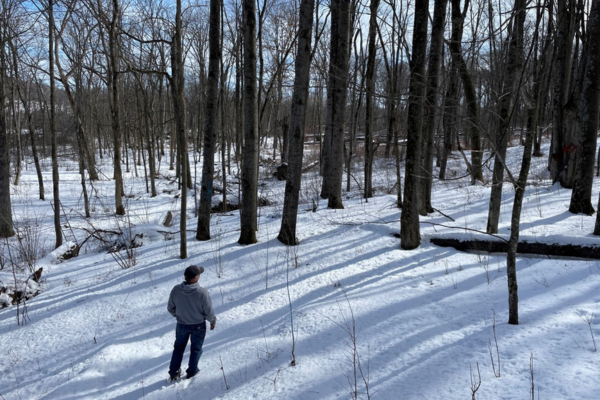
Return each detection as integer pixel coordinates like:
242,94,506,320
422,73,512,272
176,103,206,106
210,322,216,330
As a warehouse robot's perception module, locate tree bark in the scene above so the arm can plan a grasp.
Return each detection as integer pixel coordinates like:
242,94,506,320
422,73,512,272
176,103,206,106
321,0,350,209
171,0,188,259
421,0,448,213
0,26,14,238
570,0,600,216
400,0,428,250
238,0,259,245
277,0,315,245
439,58,459,181
449,0,483,185
364,0,380,200
431,237,600,259
106,0,125,216
549,0,575,184
49,0,62,248
486,0,526,234
9,41,45,201
197,0,221,241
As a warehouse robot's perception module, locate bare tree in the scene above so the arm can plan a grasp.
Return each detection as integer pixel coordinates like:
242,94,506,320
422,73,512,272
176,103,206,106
570,0,600,217
197,0,221,241
321,0,351,209
169,0,188,258
504,0,530,325
376,0,407,206
0,0,15,238
48,0,62,248
400,0,428,250
8,39,45,201
363,0,380,200
438,53,458,181
238,0,259,245
486,0,526,235
53,6,95,218
89,0,126,215
277,0,316,245
549,0,576,185
448,0,483,185
420,0,448,213
54,2,99,182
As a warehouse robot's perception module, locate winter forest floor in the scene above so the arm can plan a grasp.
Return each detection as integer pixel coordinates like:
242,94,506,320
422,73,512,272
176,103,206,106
1,138,599,400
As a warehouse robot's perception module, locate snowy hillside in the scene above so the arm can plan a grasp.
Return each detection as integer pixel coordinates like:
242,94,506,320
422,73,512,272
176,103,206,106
1,141,599,400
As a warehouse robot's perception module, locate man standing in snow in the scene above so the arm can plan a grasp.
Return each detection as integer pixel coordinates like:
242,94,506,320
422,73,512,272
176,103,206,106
167,265,217,381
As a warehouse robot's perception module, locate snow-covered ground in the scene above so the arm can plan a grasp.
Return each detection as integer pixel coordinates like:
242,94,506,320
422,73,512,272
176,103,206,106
1,139,599,400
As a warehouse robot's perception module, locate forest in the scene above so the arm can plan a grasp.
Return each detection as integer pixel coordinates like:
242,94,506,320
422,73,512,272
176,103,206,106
1,0,600,398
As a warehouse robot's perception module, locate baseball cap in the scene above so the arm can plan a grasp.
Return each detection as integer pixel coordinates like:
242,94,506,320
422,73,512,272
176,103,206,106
184,265,205,281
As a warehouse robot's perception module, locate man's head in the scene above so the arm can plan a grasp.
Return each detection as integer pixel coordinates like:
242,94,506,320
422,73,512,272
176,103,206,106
184,265,205,283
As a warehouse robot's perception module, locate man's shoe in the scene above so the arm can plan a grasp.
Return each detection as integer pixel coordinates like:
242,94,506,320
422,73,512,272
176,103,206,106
186,372,197,379
166,369,181,383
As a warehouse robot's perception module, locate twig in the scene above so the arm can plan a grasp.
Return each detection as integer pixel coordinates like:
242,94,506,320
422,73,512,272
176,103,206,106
421,221,510,243
286,247,297,366
530,352,535,400
140,366,146,399
470,362,481,400
582,313,597,352
488,310,501,377
432,207,456,222
219,356,230,390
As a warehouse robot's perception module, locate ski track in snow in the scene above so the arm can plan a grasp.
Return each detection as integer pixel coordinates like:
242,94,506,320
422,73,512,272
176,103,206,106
1,141,599,400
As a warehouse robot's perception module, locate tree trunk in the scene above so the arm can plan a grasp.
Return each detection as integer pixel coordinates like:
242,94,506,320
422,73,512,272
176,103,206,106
533,0,554,158
346,51,362,194
107,0,125,216
549,0,575,184
49,0,62,248
400,0,428,250
220,2,228,212
277,0,315,245
238,0,259,245
320,0,339,199
486,0,526,234
570,0,600,216
145,88,157,197
54,59,98,181
9,79,22,186
432,237,600,259
53,39,92,216
364,0,380,200
197,0,221,241
9,42,45,201
325,0,351,209
507,88,537,326
0,32,14,238
421,0,448,213
449,0,483,185
506,0,544,325
171,0,188,258
439,58,459,181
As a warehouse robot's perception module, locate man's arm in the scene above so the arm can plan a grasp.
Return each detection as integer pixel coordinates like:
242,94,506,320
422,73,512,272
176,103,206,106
201,288,217,329
167,288,177,318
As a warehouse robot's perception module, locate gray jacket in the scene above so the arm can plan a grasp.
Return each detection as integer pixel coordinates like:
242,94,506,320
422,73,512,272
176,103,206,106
167,282,217,326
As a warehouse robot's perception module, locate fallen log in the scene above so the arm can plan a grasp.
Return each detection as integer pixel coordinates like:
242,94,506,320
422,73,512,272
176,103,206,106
430,237,600,260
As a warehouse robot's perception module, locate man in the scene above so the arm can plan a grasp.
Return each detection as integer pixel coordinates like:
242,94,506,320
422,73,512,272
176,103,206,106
167,265,217,382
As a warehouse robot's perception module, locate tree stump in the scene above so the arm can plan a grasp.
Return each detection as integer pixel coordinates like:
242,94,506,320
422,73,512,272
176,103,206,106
274,163,288,181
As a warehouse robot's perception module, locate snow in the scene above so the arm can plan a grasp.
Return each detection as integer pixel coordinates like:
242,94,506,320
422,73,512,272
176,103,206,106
1,140,599,400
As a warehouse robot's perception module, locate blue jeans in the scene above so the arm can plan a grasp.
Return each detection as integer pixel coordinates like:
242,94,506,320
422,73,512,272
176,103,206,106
168,322,207,377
